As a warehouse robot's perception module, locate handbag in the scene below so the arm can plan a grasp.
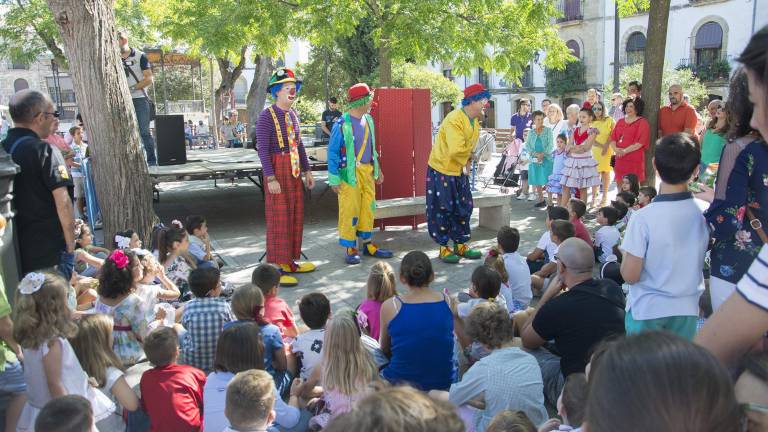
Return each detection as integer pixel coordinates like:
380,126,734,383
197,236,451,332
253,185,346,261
610,155,616,167
123,58,156,121
746,207,768,244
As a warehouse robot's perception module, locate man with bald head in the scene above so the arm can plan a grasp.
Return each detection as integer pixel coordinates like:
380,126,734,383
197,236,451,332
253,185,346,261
1,90,76,278
658,84,698,138
521,237,625,405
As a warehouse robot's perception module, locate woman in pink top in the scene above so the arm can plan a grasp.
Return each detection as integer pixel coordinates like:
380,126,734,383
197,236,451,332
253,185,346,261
609,98,650,185
358,262,397,340
43,122,73,168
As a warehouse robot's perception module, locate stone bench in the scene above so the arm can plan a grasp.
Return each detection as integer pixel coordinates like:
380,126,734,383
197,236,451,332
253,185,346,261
375,191,513,230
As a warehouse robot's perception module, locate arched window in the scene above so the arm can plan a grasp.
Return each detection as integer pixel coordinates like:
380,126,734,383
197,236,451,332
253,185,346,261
695,21,723,66
626,32,646,65
13,78,29,92
233,77,247,104
566,40,581,59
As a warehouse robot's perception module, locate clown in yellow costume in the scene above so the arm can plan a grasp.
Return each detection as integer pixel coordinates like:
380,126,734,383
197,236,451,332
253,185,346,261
328,83,393,264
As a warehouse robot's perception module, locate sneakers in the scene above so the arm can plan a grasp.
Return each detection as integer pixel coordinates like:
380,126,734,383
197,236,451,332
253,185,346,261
527,193,536,201
534,200,547,208
439,245,460,264
279,261,317,273
516,193,526,200
362,243,393,258
345,247,362,265
455,243,482,260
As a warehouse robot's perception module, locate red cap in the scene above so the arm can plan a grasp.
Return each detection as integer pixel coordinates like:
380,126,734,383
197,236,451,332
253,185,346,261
348,83,372,102
463,83,487,99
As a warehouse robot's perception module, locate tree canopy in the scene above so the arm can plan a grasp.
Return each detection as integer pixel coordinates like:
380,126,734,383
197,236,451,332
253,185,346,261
614,63,708,108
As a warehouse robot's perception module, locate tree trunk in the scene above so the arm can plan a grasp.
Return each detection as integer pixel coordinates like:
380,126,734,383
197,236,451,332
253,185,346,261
246,55,273,143
213,46,248,143
641,0,671,185
378,43,392,86
45,0,156,245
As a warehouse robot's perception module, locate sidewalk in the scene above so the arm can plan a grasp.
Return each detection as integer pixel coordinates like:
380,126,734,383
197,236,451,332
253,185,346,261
154,174,558,319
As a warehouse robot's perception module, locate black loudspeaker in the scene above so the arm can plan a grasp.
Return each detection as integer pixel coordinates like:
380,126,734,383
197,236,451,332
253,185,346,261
155,114,187,166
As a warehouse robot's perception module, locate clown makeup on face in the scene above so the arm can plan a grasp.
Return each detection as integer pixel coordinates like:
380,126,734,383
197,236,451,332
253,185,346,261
278,82,298,107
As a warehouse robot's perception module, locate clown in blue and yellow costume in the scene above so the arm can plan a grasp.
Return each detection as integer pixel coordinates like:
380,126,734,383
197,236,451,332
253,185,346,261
427,84,489,263
328,83,393,264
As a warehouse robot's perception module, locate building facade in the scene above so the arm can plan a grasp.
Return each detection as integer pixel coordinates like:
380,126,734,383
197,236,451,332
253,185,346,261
433,0,765,129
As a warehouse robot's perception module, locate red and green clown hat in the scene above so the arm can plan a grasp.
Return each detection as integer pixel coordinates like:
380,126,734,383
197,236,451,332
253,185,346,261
347,83,373,109
267,67,303,95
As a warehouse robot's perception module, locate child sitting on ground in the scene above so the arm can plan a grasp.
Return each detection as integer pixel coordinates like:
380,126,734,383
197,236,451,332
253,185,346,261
156,222,196,300
531,218,576,296
185,215,217,269
69,314,140,432
113,229,142,250
557,373,588,431
611,200,629,232
14,272,115,431
527,205,570,277
595,206,621,265
74,221,105,278
637,186,657,208
181,267,233,373
300,309,379,430
76,222,110,257
204,322,305,432
358,262,397,340
224,370,279,432
497,226,532,315
620,173,640,196
140,327,206,432
34,395,95,432
567,198,592,246
227,284,291,396
615,191,637,226
292,293,331,381
95,249,152,366
252,264,299,340
621,133,709,340
135,249,181,313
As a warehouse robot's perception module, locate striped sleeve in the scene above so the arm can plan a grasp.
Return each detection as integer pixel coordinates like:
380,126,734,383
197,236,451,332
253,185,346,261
737,244,768,311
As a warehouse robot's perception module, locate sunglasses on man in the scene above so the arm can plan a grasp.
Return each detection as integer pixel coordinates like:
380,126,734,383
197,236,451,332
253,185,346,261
38,111,60,118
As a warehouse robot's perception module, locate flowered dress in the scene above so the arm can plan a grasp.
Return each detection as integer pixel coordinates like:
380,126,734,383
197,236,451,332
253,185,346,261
705,139,768,284
95,293,150,366
164,255,192,300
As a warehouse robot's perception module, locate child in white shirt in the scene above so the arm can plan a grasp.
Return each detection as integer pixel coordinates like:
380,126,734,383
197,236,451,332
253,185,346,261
594,207,621,264
291,293,330,381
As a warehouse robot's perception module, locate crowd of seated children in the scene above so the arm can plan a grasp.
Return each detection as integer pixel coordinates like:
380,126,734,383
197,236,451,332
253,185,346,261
527,206,570,294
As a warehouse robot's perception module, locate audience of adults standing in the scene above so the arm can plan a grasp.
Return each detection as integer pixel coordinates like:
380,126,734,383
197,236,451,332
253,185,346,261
590,100,616,207
608,97,650,187
510,99,532,141
696,26,768,367
627,80,642,99
524,111,554,208
118,30,156,166
699,99,729,169
1,90,75,278
609,92,624,121
543,103,567,140
658,84,698,138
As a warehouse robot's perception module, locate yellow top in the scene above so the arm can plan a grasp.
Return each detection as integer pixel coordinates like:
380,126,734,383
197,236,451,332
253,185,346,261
592,116,615,145
428,108,480,176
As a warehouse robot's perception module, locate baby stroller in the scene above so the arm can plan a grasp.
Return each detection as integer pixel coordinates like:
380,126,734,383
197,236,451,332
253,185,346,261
491,137,522,188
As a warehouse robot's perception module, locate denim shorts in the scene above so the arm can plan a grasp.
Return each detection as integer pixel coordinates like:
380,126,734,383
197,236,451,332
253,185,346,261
0,360,26,394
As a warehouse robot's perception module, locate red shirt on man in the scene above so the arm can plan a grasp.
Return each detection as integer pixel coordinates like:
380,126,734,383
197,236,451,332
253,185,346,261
140,363,207,432
658,102,697,137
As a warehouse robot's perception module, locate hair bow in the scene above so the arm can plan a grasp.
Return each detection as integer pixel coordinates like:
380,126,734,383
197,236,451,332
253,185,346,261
487,249,499,258
114,235,130,249
109,250,130,270
171,220,183,229
18,272,45,295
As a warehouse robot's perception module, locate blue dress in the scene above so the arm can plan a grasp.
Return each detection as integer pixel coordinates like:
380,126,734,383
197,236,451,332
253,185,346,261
525,128,554,186
546,150,567,194
705,139,768,283
381,295,455,391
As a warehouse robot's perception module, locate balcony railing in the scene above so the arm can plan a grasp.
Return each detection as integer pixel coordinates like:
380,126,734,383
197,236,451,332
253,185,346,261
677,55,732,82
545,60,587,96
556,0,584,23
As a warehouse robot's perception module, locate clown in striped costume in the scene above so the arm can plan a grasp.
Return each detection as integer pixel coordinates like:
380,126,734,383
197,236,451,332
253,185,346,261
328,83,393,264
255,67,316,286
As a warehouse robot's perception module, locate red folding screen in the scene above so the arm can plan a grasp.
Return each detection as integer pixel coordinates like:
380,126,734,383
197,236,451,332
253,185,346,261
372,88,432,230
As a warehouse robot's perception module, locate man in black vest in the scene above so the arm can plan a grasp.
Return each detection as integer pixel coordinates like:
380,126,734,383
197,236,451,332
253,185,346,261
119,30,157,165
1,90,75,278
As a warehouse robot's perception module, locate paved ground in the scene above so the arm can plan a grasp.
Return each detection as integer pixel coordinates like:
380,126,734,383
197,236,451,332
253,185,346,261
154,161,609,323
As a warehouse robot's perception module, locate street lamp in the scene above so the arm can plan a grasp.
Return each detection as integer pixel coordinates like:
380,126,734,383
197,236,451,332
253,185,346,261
50,59,63,112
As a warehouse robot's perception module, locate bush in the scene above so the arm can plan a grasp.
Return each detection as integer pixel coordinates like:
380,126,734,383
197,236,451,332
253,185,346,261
606,63,708,108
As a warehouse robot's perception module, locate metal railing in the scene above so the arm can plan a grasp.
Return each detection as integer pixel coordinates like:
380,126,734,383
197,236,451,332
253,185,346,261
556,0,584,23
677,55,732,82
162,100,206,114
509,69,534,89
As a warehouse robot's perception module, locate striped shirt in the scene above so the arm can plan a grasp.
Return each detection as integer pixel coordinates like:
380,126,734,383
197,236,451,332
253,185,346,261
255,104,310,177
737,244,768,311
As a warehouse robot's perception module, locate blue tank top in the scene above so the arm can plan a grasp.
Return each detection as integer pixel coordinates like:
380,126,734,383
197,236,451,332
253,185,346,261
381,295,455,391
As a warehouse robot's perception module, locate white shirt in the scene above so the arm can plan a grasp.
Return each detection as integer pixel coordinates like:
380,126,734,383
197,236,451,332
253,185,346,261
594,225,620,264
291,328,325,380
197,124,209,135
621,192,708,320
737,244,768,310
204,371,300,432
536,231,559,263
503,252,533,307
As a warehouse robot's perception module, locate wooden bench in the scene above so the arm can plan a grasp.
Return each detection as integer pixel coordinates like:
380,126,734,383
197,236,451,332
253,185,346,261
483,128,514,151
374,191,513,231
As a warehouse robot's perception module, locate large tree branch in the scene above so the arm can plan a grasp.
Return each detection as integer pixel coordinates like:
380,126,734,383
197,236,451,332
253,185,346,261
15,0,67,65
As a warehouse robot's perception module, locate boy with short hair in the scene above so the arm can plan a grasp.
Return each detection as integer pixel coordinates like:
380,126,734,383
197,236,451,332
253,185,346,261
35,395,94,432
252,264,299,340
497,226,532,312
291,292,331,380
224,370,277,432
140,327,207,432
181,267,234,372
185,215,217,268
567,198,591,246
528,206,570,292
611,201,630,231
615,191,636,227
637,186,657,208
532,220,575,295
621,133,708,340
594,206,621,264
